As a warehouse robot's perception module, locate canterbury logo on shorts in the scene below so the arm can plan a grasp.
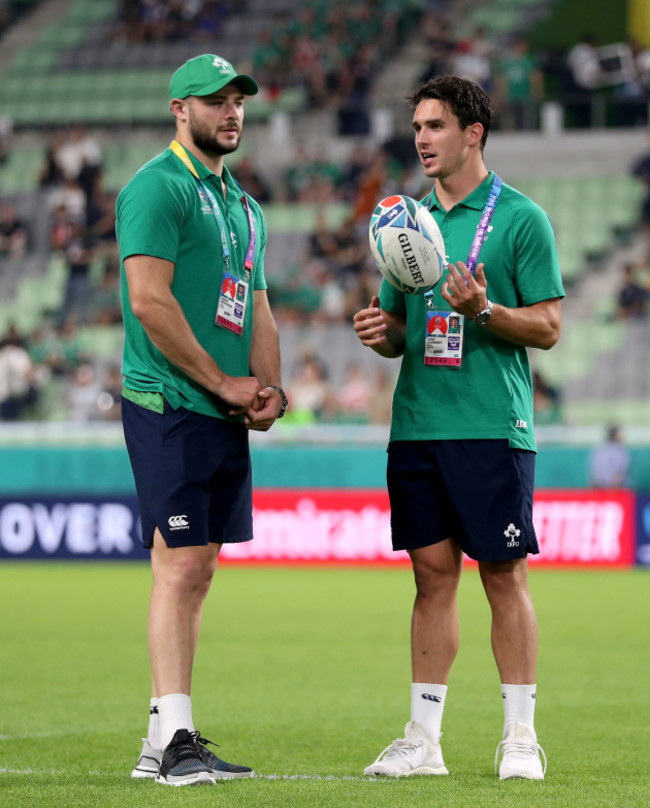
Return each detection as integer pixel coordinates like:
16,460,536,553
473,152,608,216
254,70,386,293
168,515,190,530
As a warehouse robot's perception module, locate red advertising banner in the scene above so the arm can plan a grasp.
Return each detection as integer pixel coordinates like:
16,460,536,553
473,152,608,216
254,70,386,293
220,488,636,567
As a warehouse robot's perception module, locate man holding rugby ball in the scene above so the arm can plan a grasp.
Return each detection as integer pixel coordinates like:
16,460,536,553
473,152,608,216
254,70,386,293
354,75,563,780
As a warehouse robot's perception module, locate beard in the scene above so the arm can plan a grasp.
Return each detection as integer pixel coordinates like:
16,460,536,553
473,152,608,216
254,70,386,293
188,111,241,157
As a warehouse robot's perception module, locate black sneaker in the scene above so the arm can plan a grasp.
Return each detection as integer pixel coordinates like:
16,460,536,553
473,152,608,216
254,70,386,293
195,733,255,779
156,729,216,786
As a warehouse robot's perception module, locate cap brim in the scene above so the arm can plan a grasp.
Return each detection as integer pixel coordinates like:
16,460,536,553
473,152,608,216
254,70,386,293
192,74,259,97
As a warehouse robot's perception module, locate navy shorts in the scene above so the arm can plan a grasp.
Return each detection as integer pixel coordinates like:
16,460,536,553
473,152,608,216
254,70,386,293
122,397,253,549
387,439,539,562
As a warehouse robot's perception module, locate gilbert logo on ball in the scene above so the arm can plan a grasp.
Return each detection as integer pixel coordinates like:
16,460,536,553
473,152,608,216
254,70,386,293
369,195,446,295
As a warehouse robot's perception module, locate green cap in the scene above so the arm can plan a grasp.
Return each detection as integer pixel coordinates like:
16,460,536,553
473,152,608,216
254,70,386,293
169,54,258,101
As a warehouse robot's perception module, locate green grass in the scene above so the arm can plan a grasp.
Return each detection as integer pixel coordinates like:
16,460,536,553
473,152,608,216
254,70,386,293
0,564,648,807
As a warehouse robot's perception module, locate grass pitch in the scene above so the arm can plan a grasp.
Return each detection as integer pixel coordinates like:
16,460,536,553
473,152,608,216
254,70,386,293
0,562,648,807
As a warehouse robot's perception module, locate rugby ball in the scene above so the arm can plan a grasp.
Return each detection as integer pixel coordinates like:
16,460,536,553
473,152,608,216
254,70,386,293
369,195,446,295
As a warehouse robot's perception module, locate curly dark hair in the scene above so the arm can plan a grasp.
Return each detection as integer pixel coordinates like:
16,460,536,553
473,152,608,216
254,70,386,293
406,75,493,151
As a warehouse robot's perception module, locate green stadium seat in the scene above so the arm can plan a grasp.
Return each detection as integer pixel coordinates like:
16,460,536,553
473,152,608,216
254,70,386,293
76,325,124,360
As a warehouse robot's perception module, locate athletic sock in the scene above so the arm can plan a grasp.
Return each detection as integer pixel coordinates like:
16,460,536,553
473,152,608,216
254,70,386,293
147,697,160,750
158,693,195,752
501,683,537,734
411,683,448,741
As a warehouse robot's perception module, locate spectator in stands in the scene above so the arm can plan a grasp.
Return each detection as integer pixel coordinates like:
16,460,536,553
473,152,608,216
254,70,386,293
234,157,271,203
450,26,494,91
0,325,38,420
367,366,395,425
589,423,631,488
309,213,341,263
612,39,650,127
337,44,375,136
193,0,230,42
532,369,562,425
54,125,102,184
339,143,372,202
41,320,89,377
615,261,648,319
96,362,124,421
494,35,544,131
89,261,123,325
567,34,602,91
286,352,335,421
0,113,12,167
418,16,455,84
283,143,317,201
85,172,118,258
0,202,29,257
337,362,374,419
59,220,95,325
47,176,86,223
65,363,102,422
0,0,8,35
351,148,395,223
39,133,66,188
631,136,650,259
566,34,602,127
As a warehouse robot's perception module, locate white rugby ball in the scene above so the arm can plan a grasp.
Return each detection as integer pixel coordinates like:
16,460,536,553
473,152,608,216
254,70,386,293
369,195,446,295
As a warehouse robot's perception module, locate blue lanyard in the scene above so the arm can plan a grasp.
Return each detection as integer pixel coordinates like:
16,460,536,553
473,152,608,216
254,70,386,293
170,140,256,275
424,173,503,307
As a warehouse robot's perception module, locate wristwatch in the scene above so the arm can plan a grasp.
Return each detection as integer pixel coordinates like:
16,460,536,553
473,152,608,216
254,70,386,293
269,385,288,418
470,299,493,326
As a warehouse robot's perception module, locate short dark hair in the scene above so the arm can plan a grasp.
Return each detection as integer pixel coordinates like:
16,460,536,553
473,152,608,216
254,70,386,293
406,75,493,151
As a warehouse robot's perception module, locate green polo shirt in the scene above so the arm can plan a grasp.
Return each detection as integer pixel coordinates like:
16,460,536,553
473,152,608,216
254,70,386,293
379,172,564,451
115,146,267,419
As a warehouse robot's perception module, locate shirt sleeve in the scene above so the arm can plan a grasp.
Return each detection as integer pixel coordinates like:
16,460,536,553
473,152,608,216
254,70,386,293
252,200,268,291
378,277,406,312
513,200,565,306
116,168,187,264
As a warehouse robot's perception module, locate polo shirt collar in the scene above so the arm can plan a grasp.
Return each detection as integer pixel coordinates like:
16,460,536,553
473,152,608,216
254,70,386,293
178,146,235,189
429,170,495,211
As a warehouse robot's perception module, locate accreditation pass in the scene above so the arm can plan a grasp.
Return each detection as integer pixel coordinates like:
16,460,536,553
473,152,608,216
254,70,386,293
424,311,463,367
216,272,249,335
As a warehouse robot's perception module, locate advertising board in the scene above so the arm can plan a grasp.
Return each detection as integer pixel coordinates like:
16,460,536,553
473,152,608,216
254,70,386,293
0,490,635,566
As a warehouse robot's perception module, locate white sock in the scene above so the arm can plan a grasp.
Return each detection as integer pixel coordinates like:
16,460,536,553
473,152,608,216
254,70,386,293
411,683,448,740
147,697,160,750
158,693,194,751
501,683,537,734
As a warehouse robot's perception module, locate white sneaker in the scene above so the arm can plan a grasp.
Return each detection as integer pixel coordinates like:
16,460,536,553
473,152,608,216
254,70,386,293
495,722,547,780
131,738,160,779
364,721,449,777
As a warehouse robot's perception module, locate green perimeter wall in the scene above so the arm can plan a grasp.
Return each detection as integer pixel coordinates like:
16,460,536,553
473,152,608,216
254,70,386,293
1,445,649,494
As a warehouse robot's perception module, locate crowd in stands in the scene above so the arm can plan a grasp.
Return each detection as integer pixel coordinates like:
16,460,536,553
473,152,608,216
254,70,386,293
0,124,123,423
3,2,650,425
251,0,418,128
113,0,237,44
0,201,28,258
417,13,650,130
4,115,650,424
39,125,121,328
0,320,123,423
281,352,395,427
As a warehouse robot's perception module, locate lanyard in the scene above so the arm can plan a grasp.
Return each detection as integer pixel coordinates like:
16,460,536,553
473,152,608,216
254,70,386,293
424,173,503,307
169,140,256,274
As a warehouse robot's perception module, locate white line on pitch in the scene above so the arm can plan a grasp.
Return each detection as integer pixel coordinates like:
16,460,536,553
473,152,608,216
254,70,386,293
1,768,373,781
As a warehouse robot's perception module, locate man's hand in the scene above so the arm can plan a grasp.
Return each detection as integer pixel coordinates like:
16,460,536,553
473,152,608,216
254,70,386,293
353,295,388,346
213,375,262,415
440,262,488,319
244,386,283,431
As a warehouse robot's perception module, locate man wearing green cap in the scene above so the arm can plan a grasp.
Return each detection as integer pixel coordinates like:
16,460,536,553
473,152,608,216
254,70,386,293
116,54,288,786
